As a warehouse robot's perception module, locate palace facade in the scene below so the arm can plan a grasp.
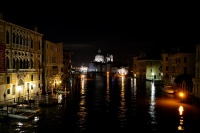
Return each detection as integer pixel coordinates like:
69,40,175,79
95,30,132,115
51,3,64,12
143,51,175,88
0,15,43,103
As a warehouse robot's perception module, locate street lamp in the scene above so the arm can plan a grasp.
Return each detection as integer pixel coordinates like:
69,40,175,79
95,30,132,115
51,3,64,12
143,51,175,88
179,92,184,102
27,88,29,101
3,92,6,105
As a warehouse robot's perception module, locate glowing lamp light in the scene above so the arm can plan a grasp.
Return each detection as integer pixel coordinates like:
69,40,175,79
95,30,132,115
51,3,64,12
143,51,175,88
179,92,184,97
179,92,184,102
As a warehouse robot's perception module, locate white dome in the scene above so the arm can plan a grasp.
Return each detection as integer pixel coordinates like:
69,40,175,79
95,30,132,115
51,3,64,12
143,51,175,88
94,55,104,62
94,48,105,63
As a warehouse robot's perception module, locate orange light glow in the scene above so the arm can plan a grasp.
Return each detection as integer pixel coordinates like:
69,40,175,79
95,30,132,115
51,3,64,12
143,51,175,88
179,92,184,98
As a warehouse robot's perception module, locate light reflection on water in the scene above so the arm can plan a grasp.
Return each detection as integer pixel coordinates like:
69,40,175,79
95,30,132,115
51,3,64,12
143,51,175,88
77,74,87,132
148,82,157,125
106,72,110,106
118,76,127,127
1,75,200,132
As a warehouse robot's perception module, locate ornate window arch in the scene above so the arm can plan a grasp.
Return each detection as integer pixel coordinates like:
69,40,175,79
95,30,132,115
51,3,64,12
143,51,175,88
6,56,10,69
6,30,10,44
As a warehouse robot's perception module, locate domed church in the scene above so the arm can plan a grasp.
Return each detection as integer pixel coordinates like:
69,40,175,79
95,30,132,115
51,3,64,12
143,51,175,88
93,48,113,63
94,49,105,63
88,48,113,73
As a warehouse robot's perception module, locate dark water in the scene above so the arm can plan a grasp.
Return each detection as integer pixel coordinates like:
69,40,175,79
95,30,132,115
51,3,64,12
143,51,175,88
1,73,200,133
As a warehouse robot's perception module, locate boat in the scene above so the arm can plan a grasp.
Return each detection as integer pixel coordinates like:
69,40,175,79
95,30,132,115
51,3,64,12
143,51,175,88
8,112,34,120
13,104,40,113
1,107,35,120
56,90,70,94
162,85,178,94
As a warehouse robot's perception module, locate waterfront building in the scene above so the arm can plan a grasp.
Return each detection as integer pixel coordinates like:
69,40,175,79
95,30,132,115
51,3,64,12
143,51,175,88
42,40,63,94
0,14,43,103
133,52,162,81
161,47,195,85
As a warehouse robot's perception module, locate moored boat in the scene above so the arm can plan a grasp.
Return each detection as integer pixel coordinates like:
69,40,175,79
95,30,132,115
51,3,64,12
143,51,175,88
13,104,40,113
162,85,178,94
8,112,34,120
56,90,70,94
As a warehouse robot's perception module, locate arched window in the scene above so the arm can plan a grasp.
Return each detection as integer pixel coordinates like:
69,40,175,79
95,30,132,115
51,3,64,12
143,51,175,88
6,30,10,44
16,58,19,72
19,35,22,45
6,57,10,69
12,58,15,69
12,33,15,43
27,59,29,69
31,38,33,48
16,34,19,44
25,36,28,46
22,35,25,45
23,59,25,69
31,59,33,68
20,59,22,69
24,59,27,69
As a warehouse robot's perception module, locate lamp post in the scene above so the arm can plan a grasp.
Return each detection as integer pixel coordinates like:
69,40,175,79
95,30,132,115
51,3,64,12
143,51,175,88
3,92,6,105
27,88,29,101
179,92,184,102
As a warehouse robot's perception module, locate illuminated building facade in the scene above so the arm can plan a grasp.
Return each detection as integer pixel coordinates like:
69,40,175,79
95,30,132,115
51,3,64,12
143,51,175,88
133,52,162,81
0,14,43,103
42,40,63,93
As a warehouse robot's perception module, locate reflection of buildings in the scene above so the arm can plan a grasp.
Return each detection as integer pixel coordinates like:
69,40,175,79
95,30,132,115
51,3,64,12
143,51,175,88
0,14,43,102
88,48,114,73
42,40,63,93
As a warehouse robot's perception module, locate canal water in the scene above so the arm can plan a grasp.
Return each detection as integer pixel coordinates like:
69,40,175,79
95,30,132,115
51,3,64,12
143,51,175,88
1,73,200,133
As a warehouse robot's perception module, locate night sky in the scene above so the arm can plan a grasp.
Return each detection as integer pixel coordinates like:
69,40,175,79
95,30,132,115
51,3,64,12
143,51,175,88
1,3,200,66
